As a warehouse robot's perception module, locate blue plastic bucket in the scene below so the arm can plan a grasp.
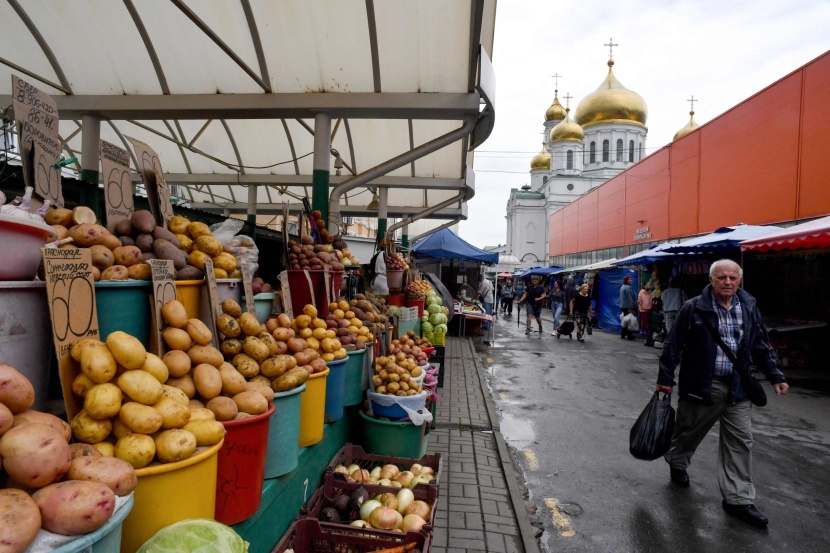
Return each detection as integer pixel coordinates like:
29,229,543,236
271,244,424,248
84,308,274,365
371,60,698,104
265,383,305,479
52,494,134,553
323,358,348,423
343,348,367,406
253,292,276,323
95,281,152,348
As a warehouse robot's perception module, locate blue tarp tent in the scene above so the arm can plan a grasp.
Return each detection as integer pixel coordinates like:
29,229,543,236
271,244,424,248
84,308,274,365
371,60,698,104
597,268,638,333
660,224,782,255
411,228,499,264
612,243,679,266
521,266,565,278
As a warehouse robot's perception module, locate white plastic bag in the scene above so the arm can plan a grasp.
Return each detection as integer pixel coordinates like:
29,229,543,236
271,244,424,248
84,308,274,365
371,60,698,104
367,390,433,426
210,219,259,274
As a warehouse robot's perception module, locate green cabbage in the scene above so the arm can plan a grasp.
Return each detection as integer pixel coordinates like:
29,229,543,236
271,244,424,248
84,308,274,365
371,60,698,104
427,303,442,315
388,305,399,314
421,315,430,323
435,323,448,333
421,321,434,333
429,313,447,325
138,519,248,553
426,294,442,306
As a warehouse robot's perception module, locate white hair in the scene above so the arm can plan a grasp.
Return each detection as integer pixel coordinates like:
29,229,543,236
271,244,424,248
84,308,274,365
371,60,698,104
709,259,743,278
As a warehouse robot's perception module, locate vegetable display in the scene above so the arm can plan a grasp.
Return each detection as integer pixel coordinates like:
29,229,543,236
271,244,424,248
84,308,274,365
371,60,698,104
136,519,249,553
287,236,347,272
404,280,433,299
325,299,377,349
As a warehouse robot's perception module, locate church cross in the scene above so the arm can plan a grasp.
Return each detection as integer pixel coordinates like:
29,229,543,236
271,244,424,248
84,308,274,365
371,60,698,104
687,95,697,113
551,73,562,91
563,93,573,109
604,37,618,59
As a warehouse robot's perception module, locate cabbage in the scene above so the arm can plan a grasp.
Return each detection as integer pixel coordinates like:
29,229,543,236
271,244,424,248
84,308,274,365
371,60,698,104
138,519,248,553
429,313,447,325
426,294,442,306
426,290,438,300
435,323,448,333
388,305,399,314
421,315,430,323
426,303,442,315
421,321,434,333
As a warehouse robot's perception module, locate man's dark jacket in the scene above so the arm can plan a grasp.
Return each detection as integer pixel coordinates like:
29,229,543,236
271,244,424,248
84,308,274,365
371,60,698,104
658,285,786,405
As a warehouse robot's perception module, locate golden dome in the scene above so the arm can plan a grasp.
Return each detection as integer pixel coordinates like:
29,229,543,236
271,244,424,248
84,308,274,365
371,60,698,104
575,59,648,127
550,108,584,142
545,91,566,122
530,142,550,170
673,110,699,141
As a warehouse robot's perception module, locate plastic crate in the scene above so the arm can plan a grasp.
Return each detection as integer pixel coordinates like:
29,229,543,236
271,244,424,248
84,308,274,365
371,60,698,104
325,444,443,491
274,518,430,553
398,306,420,321
432,332,446,346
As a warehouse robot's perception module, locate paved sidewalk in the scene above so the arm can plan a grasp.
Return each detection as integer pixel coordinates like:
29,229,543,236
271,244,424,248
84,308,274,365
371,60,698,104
430,337,540,553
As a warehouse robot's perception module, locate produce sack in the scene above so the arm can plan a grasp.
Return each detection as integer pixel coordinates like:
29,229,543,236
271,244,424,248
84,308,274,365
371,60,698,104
210,219,259,275
137,519,248,553
367,390,433,426
629,391,675,461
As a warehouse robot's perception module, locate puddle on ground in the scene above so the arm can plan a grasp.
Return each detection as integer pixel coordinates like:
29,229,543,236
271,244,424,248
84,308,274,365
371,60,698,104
501,414,536,449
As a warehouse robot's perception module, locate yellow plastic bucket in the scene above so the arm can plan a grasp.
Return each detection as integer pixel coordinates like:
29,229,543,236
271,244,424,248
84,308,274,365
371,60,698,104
175,280,204,319
299,368,329,447
120,440,223,553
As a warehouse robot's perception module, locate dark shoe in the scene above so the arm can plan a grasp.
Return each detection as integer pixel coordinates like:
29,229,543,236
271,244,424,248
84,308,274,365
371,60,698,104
525,329,531,335
538,327,543,334
670,468,690,487
722,501,768,527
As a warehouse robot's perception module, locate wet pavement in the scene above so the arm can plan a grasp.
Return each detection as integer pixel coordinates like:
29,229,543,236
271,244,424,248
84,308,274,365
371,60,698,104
475,309,830,553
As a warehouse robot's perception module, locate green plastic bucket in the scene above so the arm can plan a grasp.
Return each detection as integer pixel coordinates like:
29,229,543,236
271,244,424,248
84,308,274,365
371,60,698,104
52,494,133,553
265,383,305,479
95,281,152,348
323,358,348,423
358,410,428,459
343,348,367,406
253,292,276,323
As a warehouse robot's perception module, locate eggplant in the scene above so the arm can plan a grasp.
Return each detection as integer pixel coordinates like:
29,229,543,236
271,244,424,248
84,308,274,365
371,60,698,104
349,486,369,512
320,506,341,523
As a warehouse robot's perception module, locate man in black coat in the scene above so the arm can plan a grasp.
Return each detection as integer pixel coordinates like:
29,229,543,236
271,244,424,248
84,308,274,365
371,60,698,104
656,259,788,527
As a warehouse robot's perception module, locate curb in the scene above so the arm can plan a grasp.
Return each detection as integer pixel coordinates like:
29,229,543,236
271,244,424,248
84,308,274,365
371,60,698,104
467,338,542,553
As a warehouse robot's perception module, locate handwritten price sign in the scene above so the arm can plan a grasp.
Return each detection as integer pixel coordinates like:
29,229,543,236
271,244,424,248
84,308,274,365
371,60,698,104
127,137,174,228
149,259,177,354
100,140,134,233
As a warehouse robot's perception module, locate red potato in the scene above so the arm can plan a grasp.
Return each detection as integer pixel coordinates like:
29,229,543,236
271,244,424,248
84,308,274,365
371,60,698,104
0,423,71,488
32,480,115,535
69,442,103,460
0,364,35,414
112,245,143,267
0,402,12,437
66,455,137,497
12,410,71,442
0,488,41,553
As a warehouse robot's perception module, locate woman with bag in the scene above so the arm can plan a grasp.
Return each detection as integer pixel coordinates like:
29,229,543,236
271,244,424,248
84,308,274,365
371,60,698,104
549,280,564,336
569,283,593,342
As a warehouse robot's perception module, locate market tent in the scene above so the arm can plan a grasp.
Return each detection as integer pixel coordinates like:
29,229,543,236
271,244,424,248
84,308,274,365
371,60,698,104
521,266,565,277
613,243,679,267
497,272,513,277
740,215,830,252
661,224,781,254
410,228,499,264
597,268,638,333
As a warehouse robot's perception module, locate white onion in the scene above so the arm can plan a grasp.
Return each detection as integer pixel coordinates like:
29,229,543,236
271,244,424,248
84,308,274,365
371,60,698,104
378,478,391,486
351,520,371,528
369,506,402,530
404,500,432,522
347,463,360,474
418,467,435,477
409,476,429,489
382,464,400,478
395,471,414,487
370,466,382,481
402,514,427,533
395,488,415,514
410,463,423,476
360,499,382,521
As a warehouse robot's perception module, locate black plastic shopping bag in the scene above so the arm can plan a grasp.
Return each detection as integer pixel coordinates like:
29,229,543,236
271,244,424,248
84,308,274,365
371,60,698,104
629,391,675,460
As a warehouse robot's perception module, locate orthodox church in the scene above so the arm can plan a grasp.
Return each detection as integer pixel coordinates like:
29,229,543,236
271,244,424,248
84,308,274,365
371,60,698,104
504,44,699,266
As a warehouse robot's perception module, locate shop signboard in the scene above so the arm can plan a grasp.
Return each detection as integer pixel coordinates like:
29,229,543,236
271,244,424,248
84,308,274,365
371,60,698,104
242,266,256,315
127,136,175,227
150,259,178,354
204,257,221,340
100,140,134,233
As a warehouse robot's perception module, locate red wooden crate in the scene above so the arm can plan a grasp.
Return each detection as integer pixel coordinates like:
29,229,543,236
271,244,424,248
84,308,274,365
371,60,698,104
325,444,443,492
274,518,430,553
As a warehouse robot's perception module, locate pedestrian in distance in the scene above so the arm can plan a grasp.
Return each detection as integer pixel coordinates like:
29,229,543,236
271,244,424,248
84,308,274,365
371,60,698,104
514,279,525,318
620,275,637,318
638,283,653,336
549,280,565,336
501,279,515,315
660,277,688,333
569,283,593,342
656,259,788,528
517,275,546,335
476,274,494,330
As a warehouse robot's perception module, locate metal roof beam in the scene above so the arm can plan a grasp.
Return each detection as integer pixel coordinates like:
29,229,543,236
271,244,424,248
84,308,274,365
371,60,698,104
186,203,465,218
0,93,481,120
131,173,464,190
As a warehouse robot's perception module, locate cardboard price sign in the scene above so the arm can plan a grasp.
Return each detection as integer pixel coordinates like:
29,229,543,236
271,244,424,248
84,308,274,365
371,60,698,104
149,259,178,354
100,140,134,233
12,75,63,205
204,258,222,341
242,266,256,315
42,247,99,419
127,136,175,227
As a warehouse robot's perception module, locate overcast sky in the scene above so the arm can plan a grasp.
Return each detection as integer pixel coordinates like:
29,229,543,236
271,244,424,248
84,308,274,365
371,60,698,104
457,0,830,249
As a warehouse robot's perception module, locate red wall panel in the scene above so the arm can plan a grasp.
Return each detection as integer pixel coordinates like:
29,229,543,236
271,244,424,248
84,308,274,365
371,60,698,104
561,203,579,254
624,150,670,243
577,191,598,252
799,55,830,217
548,209,564,257
668,135,700,237
596,176,626,248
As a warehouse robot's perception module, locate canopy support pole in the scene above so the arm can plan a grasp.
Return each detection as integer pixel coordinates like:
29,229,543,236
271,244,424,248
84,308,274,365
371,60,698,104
81,115,101,218
377,187,388,248
401,224,409,251
312,112,331,224
247,184,257,241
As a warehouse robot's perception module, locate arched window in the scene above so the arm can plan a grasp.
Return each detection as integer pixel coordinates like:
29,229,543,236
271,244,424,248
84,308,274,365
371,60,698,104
566,150,573,170
542,176,548,184
589,142,596,164
616,139,623,162
629,140,635,162
602,140,610,162
638,142,643,160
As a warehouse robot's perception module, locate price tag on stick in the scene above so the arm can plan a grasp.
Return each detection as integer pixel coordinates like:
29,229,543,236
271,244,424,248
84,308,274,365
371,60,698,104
242,266,256,315
204,258,222,341
42,247,99,419
149,259,178,354
100,140,134,233
127,136,174,228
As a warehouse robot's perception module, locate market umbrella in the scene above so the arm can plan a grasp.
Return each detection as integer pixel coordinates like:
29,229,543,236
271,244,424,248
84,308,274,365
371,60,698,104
660,224,782,254
740,215,830,252
497,272,513,277
613,243,679,267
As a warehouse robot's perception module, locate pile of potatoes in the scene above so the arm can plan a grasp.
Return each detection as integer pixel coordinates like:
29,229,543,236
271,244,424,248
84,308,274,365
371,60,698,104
68,330,228,470
372,355,425,397
287,236,346,272
168,215,241,280
1,363,138,550
325,299,376,349
159,299,273,422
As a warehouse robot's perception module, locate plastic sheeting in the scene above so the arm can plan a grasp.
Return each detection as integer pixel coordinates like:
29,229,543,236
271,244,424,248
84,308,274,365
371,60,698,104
411,228,498,263
597,268,638,333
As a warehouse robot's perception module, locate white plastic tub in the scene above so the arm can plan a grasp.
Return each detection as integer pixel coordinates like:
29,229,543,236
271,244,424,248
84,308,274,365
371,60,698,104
0,213,54,280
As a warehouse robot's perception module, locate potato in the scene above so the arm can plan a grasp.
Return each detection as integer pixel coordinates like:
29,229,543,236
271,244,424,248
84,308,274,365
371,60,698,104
34,480,115,535
222,299,242,317
187,221,211,239
154,239,187,270
71,411,113,444
106,331,147,370
183,420,226,446
272,367,309,392
117,370,163,405
176,266,204,280
162,349,192,378
165,374,196,399
169,215,191,235
70,338,102,361
89,244,115,270
70,442,102,459
188,399,205,409
45,207,74,226
0,489,41,552
161,300,189,328
101,233,123,251
72,373,96,398
176,233,193,252
115,434,155,469
83,383,123,419
131,209,156,234
160,384,190,406
152,226,180,247
163,327,192,351
155,429,197,463
188,407,216,421
135,233,154,253
142,353,170,384
233,390,268,415
187,318,213,346
0,423,71,487
247,380,275,402
242,336,270,363
213,253,237,273
153,397,191,429
257,332,280,356
115,218,134,237
206,397,238,422
77,344,117,384
100,264,129,280
119,402,163,434
240,312,261,336
112,245,143,267
195,235,223,257
0,403,13,437
67,455,137,496
112,417,133,440
188,250,209,271
193,363,223,400
213,267,228,279
220,338,242,356
0,364,35,414
232,353,260,378
68,223,108,247
217,362,247,396
260,355,294,379
128,263,152,280
93,441,115,456
217,314,241,338
187,344,224,368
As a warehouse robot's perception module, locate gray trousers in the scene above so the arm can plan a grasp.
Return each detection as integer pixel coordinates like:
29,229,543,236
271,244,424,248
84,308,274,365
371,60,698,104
665,381,755,505
664,310,678,333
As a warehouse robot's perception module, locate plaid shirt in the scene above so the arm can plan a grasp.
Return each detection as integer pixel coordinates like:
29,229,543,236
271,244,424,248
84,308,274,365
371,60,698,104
712,292,743,377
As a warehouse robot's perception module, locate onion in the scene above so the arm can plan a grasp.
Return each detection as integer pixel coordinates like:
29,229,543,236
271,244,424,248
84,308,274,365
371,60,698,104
382,464,400,478
334,465,350,476
360,499,382,521
351,520,371,528
379,468,395,480
418,466,435,477
347,463,360,474
390,481,402,488
351,468,371,483
404,500,432,521
395,471,414,487
369,506,402,530
378,478,392,486
402,514,427,533
410,463,423,476
395,488,415,514
370,466,382,481
409,476,429,489
378,492,398,511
